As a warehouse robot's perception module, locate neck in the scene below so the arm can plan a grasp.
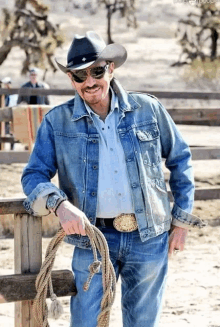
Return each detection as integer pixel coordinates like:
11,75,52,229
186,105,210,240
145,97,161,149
86,91,111,121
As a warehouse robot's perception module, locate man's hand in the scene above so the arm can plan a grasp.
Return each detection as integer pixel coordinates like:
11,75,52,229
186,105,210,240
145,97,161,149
168,225,188,256
56,200,87,236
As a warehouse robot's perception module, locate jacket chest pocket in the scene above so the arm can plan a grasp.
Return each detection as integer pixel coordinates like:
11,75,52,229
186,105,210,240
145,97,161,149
136,125,161,167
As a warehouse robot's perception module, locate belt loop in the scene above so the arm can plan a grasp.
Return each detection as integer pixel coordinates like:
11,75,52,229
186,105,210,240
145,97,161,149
100,218,106,227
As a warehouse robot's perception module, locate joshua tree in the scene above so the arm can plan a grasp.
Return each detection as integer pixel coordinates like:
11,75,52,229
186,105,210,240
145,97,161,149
0,0,64,76
97,0,138,44
172,2,220,66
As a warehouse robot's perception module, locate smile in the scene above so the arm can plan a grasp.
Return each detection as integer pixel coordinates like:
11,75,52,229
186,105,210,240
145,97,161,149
85,86,101,94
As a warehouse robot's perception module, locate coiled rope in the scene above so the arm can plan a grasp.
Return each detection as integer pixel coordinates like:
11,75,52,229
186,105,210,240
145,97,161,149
33,218,117,327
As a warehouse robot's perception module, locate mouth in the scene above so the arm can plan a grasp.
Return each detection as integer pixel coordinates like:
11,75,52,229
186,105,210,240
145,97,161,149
84,86,101,94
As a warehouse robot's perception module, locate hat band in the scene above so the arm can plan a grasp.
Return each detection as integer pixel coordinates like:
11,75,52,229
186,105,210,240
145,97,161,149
67,53,100,69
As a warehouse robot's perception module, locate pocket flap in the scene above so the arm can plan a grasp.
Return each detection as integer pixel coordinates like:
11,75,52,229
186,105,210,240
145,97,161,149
136,128,159,141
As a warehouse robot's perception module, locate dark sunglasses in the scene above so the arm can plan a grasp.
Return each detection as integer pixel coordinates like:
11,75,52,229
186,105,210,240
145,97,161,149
69,64,109,83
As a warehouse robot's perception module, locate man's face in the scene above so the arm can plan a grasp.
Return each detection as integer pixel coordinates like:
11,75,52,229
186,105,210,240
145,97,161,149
67,61,114,106
30,73,38,84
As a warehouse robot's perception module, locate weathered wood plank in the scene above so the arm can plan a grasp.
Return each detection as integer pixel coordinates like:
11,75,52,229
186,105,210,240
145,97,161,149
1,88,220,99
0,88,75,96
0,187,220,217
191,147,220,160
168,187,220,201
0,107,13,122
194,188,220,201
14,213,42,327
167,108,220,126
1,146,220,165
0,151,30,164
0,198,26,214
1,107,220,125
0,136,19,143
0,270,76,303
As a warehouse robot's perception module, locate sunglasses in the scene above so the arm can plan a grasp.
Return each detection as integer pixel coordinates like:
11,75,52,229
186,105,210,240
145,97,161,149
69,64,109,83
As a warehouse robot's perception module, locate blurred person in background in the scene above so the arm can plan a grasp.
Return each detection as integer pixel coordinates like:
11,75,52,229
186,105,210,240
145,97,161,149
21,31,204,327
1,77,18,149
17,68,50,105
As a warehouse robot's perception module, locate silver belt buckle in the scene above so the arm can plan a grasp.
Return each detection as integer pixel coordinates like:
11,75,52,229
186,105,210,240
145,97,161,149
113,213,138,232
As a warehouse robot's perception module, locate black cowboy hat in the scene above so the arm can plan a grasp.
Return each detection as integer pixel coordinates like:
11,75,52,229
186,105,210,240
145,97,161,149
55,31,127,73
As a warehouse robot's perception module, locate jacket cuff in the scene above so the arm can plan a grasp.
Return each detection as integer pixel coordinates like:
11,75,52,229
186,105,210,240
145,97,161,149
171,204,206,228
171,218,189,229
23,182,67,216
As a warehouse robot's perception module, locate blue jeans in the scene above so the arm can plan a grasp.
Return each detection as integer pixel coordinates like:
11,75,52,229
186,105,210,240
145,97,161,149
70,227,168,327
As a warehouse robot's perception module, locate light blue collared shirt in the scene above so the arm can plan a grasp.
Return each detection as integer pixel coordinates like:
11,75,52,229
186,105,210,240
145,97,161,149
84,88,135,218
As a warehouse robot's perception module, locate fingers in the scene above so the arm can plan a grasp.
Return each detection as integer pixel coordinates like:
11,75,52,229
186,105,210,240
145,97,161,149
56,201,87,236
168,226,188,257
61,220,86,236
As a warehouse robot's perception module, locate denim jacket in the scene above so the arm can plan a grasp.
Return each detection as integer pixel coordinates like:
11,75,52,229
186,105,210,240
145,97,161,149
21,78,204,249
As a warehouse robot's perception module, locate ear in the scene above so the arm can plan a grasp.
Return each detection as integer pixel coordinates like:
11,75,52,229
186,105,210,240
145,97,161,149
67,72,72,80
109,62,115,80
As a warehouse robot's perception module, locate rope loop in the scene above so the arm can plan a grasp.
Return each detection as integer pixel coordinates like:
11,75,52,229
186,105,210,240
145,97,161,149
33,221,116,327
89,260,102,274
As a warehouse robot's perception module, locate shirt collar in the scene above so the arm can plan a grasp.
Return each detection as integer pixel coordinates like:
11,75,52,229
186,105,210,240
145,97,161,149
84,86,119,118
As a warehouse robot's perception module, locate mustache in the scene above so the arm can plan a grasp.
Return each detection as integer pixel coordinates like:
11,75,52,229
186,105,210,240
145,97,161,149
83,85,100,92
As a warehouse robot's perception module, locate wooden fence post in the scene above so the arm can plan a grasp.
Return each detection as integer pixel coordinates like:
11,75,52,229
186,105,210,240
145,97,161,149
14,213,42,327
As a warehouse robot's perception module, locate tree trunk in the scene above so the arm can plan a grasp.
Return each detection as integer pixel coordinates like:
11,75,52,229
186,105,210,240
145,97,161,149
210,28,218,60
15,0,28,9
107,5,114,44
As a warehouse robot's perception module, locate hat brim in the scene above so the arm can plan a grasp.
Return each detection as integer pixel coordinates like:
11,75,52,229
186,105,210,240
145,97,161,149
55,43,127,73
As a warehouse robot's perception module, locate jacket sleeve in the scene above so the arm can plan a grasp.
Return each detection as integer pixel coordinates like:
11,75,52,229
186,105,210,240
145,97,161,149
21,115,67,216
152,99,205,228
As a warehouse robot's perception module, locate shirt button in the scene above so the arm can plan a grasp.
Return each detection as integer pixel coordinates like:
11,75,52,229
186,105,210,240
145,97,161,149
82,190,85,193
83,159,86,162
92,139,97,143
93,165,98,169
114,170,118,173
91,192,96,196
144,160,147,164
108,126,110,129
110,148,113,151
102,128,104,130
118,193,122,196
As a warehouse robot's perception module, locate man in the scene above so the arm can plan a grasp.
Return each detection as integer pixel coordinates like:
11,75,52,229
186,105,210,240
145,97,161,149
1,77,18,108
1,77,18,149
21,31,204,327
17,68,50,105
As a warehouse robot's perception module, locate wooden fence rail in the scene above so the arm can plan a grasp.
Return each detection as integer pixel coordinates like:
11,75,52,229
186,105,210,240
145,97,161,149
0,146,220,164
1,107,220,125
2,87,220,99
0,199,76,327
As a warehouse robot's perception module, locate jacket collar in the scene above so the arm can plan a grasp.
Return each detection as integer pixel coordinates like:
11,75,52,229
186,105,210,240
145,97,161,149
71,78,140,122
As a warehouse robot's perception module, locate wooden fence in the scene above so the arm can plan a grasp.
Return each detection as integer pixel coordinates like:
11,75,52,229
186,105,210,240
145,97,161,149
0,198,76,327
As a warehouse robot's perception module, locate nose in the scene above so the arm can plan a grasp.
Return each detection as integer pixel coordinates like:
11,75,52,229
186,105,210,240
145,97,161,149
84,74,96,87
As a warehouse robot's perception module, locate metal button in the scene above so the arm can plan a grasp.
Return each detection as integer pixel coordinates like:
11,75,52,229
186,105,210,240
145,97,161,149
93,165,98,169
91,192,96,196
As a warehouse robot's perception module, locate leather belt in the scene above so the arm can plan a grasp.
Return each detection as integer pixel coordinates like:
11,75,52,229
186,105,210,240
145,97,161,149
96,213,138,232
